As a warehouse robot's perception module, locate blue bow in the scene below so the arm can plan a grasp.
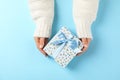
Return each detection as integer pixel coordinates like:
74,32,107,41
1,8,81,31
51,32,82,58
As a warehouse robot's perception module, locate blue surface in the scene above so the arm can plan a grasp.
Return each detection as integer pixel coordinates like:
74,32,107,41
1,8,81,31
0,0,120,80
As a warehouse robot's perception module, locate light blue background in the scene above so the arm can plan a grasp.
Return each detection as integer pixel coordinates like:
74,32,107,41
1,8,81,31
0,0,120,80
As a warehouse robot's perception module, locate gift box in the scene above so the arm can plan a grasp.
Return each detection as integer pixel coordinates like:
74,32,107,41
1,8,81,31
43,27,83,68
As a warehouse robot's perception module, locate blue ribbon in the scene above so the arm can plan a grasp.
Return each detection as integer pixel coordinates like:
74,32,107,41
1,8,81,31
51,32,82,58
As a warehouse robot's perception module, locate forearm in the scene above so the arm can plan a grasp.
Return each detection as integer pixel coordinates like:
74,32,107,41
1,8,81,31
29,0,54,38
73,0,99,39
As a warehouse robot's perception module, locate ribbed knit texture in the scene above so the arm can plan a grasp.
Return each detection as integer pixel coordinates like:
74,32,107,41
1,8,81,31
29,0,54,38
34,18,53,37
73,0,99,39
29,0,99,39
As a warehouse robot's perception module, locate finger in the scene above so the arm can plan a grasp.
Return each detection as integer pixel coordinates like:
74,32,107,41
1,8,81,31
43,38,49,56
82,38,88,49
44,38,48,45
39,48,48,56
34,37,48,56
37,46,48,56
81,38,89,52
34,37,40,49
87,38,91,43
76,52,83,56
82,46,88,52
39,38,48,56
39,38,45,48
81,38,88,45
87,38,91,46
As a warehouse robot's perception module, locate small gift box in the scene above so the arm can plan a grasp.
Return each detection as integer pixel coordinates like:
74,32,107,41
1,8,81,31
43,27,83,68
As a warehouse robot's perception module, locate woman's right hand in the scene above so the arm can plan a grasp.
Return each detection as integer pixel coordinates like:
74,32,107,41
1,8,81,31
76,38,91,56
34,37,49,57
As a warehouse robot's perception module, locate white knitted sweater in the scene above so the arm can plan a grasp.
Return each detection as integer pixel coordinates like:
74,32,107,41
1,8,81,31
29,0,99,39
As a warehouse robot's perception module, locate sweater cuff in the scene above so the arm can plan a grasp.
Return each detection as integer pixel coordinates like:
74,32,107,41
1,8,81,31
75,18,93,40
33,18,53,38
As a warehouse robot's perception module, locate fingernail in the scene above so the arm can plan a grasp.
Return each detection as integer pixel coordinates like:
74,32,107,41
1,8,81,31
39,45,43,48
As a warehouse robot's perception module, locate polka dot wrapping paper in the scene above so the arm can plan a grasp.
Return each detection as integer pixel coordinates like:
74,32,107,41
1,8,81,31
43,27,83,68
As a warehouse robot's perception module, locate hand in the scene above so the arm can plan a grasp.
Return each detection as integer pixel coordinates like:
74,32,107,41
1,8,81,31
76,38,91,56
34,37,48,57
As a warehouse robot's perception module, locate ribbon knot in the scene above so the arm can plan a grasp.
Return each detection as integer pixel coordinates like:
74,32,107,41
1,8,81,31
51,32,82,58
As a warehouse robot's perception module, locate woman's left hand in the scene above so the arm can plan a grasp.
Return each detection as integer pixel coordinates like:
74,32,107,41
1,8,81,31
76,38,91,56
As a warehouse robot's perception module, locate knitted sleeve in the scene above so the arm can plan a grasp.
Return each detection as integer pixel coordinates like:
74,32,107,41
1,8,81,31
73,0,99,39
29,0,54,38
